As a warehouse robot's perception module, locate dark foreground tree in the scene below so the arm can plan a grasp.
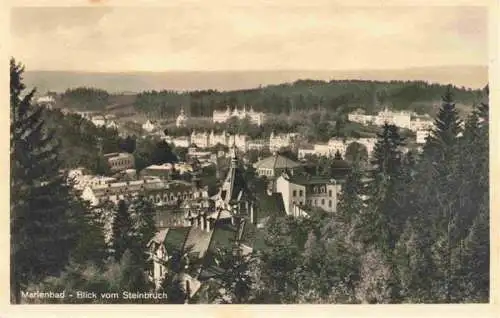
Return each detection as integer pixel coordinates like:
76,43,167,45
10,58,78,303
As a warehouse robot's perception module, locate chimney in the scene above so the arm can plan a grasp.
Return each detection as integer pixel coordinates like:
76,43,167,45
196,215,202,229
200,213,205,231
250,203,256,225
205,215,210,232
184,279,191,304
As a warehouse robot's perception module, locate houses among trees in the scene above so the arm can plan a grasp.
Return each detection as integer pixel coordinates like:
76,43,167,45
11,58,489,304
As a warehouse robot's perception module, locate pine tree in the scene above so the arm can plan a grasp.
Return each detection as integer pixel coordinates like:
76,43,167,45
111,200,133,261
423,85,462,166
10,58,78,303
362,123,405,253
336,159,365,226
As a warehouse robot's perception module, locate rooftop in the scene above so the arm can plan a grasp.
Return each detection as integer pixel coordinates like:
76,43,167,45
282,172,343,186
254,154,301,170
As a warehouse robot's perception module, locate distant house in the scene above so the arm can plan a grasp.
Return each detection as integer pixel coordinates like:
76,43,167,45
36,95,56,109
91,116,107,128
104,152,135,172
176,108,189,128
143,120,158,133
416,130,431,144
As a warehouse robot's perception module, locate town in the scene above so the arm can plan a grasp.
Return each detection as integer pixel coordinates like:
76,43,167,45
21,81,487,304
10,4,489,306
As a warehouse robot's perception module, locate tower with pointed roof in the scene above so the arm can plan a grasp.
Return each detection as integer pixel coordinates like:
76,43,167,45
215,142,255,224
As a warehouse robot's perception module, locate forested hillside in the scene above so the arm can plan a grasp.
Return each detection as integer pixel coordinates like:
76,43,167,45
133,80,483,118
54,80,483,119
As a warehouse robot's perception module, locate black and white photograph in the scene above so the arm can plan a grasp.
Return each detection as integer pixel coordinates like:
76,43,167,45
8,1,493,306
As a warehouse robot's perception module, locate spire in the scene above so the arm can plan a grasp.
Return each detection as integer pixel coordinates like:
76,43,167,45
230,142,238,167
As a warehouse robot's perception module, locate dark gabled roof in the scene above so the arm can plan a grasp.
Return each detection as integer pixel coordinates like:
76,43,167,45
183,226,213,259
163,227,191,252
253,191,287,220
208,221,238,252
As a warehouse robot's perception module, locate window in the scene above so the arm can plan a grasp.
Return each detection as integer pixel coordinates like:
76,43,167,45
328,200,332,207
293,190,297,197
299,190,303,197
329,190,332,197
314,200,317,206
321,199,325,205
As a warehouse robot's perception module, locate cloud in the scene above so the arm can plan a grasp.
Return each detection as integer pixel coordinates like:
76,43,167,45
10,5,488,71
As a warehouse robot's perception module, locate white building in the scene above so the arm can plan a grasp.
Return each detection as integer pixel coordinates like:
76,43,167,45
374,107,412,129
91,116,106,128
190,131,210,148
209,130,229,147
81,179,206,207
36,95,56,109
269,132,297,152
176,108,188,128
416,130,431,144
276,172,342,217
228,134,248,152
410,115,434,132
327,138,351,157
347,109,374,125
143,120,158,133
90,115,119,130
298,147,316,159
171,136,190,148
212,105,266,126
247,139,269,151
349,107,416,130
313,143,331,157
104,152,135,172
106,120,119,130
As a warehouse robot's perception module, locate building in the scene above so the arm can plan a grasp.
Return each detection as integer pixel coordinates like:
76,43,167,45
91,115,118,129
349,107,418,130
36,95,56,109
140,163,194,180
227,134,249,152
176,108,188,128
313,143,331,157
410,115,434,132
190,131,210,148
253,153,302,179
347,109,374,125
247,139,269,151
298,147,316,159
212,105,266,126
374,107,412,129
416,130,431,144
91,116,106,128
269,132,297,152
209,130,229,147
327,138,350,157
276,172,343,217
81,178,206,207
104,152,135,173
170,136,190,148
147,144,286,295
142,120,158,133
106,120,119,130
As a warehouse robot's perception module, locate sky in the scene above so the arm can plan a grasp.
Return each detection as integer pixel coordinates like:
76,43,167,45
10,4,489,72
